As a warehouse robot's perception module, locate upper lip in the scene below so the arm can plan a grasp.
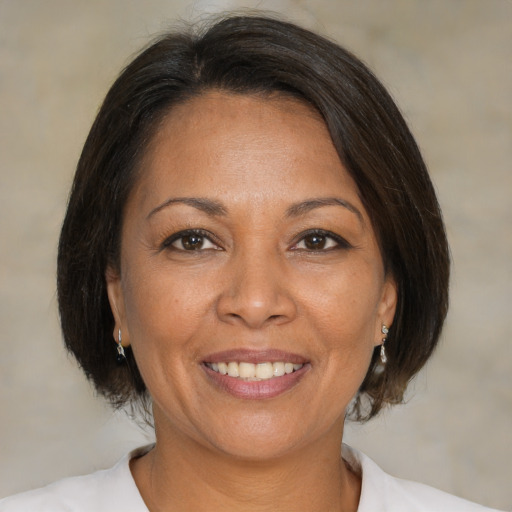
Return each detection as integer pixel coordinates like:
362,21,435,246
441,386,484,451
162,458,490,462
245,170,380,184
203,349,308,365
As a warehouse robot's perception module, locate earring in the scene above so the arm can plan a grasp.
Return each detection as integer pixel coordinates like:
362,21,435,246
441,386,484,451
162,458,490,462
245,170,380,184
380,325,389,364
116,328,126,364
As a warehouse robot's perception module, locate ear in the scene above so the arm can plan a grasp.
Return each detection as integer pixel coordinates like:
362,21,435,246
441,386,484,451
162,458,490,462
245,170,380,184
374,275,397,346
105,265,130,347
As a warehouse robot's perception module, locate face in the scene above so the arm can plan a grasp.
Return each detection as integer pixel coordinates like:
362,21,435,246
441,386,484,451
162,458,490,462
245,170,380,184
107,91,396,460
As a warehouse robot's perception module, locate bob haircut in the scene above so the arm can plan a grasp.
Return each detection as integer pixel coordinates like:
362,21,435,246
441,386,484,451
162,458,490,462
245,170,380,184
57,14,449,421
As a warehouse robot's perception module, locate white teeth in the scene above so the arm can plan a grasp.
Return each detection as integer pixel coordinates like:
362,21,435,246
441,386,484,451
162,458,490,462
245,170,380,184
273,362,285,377
207,361,304,380
284,362,294,374
256,362,274,379
217,362,228,375
227,362,239,377
239,362,255,378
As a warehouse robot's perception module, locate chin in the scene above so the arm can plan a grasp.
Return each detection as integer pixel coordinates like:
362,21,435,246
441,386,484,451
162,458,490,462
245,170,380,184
193,408,345,463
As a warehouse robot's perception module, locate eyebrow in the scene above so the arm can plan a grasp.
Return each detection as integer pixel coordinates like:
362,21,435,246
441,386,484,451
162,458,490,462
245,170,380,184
147,195,363,224
285,197,364,224
147,197,227,219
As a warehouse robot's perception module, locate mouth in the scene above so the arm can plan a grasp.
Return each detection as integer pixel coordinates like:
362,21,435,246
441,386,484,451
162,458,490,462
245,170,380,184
202,350,310,399
205,361,304,380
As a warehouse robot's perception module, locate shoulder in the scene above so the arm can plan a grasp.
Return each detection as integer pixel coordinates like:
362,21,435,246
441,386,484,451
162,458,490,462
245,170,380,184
342,445,506,512
0,446,151,512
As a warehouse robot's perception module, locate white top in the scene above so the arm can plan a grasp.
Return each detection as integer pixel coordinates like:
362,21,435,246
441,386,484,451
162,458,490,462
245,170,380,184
0,445,505,511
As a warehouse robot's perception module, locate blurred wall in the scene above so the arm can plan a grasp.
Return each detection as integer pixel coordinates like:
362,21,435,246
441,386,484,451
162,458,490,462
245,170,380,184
0,0,510,509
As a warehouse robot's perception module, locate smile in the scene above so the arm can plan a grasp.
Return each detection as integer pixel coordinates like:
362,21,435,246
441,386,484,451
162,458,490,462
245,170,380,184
205,361,304,380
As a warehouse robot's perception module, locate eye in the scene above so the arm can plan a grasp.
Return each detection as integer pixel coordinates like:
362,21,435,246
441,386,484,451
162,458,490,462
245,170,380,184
291,230,349,251
163,230,220,251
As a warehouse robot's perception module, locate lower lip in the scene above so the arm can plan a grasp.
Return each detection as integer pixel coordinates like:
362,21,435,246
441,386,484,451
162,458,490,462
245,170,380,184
202,364,310,400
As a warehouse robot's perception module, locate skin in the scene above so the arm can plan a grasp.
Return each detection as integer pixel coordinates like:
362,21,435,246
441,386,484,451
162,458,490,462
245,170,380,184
106,91,397,511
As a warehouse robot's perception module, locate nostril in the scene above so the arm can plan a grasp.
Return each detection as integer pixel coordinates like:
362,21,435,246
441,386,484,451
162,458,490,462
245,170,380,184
215,277,297,328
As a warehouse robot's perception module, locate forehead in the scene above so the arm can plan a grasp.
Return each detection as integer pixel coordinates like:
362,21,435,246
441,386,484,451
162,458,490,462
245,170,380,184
131,91,364,215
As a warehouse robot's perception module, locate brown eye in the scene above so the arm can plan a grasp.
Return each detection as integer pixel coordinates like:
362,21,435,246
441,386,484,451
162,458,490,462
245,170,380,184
165,230,219,252
292,230,347,251
180,234,205,250
304,233,328,250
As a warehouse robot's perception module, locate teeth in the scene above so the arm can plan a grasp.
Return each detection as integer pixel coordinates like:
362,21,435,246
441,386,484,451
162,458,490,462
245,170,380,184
239,362,255,378
227,362,239,377
256,362,274,379
273,362,285,377
207,361,304,380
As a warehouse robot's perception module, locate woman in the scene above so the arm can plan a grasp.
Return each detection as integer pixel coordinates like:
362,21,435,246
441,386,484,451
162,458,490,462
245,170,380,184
0,14,503,512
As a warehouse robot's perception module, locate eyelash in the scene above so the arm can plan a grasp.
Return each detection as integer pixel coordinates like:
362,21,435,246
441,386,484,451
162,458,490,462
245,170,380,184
161,229,221,252
290,229,351,252
161,228,351,253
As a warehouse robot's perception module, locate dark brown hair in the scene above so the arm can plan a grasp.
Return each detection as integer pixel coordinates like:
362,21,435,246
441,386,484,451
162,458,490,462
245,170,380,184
57,14,449,421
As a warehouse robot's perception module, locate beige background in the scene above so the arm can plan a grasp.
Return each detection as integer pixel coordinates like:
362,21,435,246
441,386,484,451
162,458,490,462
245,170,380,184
0,0,510,509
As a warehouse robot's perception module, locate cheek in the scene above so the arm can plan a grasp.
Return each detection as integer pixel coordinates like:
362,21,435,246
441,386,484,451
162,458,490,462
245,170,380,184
300,265,383,391
300,265,383,340
120,253,234,377
121,262,210,353
120,267,215,410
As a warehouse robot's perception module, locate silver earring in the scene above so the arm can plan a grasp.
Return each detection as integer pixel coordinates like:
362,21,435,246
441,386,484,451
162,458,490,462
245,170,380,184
116,328,126,364
380,325,389,364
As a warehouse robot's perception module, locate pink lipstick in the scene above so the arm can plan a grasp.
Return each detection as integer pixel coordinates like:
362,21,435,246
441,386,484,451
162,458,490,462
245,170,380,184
202,349,310,400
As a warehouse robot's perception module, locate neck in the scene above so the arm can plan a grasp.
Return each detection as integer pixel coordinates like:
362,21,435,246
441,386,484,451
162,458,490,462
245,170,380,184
131,420,361,512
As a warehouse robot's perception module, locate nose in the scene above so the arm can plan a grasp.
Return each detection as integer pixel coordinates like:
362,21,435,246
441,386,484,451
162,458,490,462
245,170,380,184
216,248,297,329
